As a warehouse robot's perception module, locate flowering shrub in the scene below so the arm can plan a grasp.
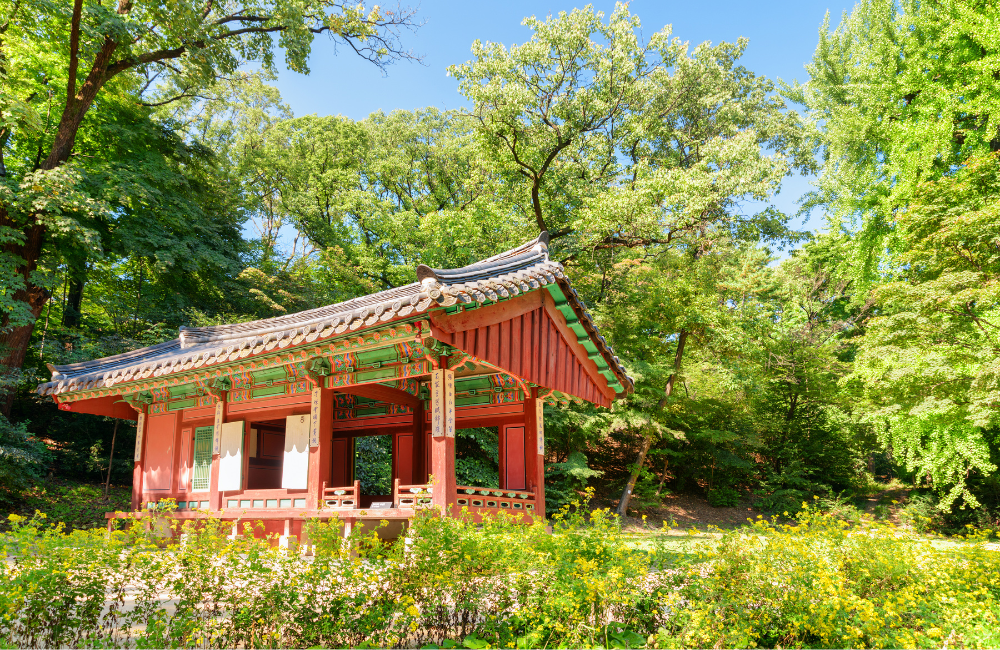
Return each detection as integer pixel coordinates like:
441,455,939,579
1,501,998,648
655,504,1000,649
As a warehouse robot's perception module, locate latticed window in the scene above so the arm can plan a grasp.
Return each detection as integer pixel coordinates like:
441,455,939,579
192,426,213,491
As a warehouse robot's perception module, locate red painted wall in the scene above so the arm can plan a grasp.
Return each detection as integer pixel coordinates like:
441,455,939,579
432,302,613,407
143,412,178,491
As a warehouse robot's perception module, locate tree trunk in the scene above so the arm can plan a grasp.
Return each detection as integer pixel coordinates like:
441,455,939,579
0,216,50,414
655,457,670,497
105,418,118,497
616,328,689,517
0,23,116,392
615,434,653,517
62,273,86,328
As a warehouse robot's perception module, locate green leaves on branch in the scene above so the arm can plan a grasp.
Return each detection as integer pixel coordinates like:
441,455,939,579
851,154,1000,507
450,3,810,250
786,0,1000,280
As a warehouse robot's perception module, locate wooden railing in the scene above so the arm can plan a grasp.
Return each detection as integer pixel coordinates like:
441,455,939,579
323,480,536,513
321,480,361,508
455,485,536,513
393,479,434,509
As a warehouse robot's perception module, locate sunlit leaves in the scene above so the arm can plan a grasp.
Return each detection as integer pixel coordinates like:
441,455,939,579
851,153,1000,506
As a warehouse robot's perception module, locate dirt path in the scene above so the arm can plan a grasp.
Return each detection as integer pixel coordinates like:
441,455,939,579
864,487,911,522
616,493,760,532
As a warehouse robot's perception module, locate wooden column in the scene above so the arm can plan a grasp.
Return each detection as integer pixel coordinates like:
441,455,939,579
131,409,146,511
524,390,546,519
429,368,456,513
209,399,224,510
307,386,333,508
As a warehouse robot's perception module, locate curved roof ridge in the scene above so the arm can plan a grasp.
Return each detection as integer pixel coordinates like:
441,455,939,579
49,339,182,381
416,231,549,284
177,282,419,348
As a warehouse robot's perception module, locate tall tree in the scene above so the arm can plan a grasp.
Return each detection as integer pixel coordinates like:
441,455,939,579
232,107,527,298
450,3,810,513
785,0,1000,279
0,0,421,384
850,153,1000,507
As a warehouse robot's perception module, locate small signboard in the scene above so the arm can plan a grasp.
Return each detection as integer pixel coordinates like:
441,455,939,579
370,501,394,509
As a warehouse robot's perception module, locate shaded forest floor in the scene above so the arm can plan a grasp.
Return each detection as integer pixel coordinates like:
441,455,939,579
2,478,131,532
617,493,761,532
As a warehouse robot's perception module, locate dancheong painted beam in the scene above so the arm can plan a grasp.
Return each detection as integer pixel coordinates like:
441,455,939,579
40,232,633,543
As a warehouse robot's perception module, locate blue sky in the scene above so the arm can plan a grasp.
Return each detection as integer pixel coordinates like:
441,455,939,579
270,0,855,236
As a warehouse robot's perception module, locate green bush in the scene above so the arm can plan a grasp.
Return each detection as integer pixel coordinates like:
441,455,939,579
545,451,604,511
655,505,1000,648
707,486,741,507
813,493,864,523
0,416,47,506
2,501,999,648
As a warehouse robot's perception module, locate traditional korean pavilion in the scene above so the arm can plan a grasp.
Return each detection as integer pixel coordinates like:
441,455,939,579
38,233,631,539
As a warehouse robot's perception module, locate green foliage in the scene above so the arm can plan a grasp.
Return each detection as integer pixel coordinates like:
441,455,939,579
455,427,499,488
850,154,1000,507
2,505,1000,648
657,504,1000,648
707,486,741,508
6,479,131,532
449,3,810,243
785,0,1000,279
784,0,1000,511
545,451,604,512
354,435,392,495
0,415,46,506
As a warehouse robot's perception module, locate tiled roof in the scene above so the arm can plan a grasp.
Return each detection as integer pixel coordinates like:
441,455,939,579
39,233,632,397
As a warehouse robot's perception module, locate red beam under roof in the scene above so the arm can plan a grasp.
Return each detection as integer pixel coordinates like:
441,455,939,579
333,383,423,409
56,394,138,420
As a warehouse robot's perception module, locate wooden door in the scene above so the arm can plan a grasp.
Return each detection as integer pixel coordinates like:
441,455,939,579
396,434,414,485
503,425,526,490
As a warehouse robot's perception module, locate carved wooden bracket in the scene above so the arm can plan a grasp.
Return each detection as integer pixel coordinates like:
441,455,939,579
303,357,332,388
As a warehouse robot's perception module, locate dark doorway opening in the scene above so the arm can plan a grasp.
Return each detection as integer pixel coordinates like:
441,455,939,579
355,434,392,506
246,420,285,489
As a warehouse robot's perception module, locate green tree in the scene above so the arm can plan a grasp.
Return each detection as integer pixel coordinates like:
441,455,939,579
0,0,421,381
790,0,1000,508
449,3,811,513
785,0,1000,279
850,153,1000,507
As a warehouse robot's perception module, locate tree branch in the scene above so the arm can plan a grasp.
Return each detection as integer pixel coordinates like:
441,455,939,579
66,0,84,112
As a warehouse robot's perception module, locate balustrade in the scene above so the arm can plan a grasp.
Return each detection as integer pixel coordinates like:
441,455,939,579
455,484,536,513
321,479,361,508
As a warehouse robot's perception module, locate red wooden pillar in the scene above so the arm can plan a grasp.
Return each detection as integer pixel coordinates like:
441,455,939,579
524,390,546,519
429,368,456,513
131,409,146,511
209,399,225,510
307,386,333,508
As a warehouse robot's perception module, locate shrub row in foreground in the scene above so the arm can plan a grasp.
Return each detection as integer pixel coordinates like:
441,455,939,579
1,503,998,648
